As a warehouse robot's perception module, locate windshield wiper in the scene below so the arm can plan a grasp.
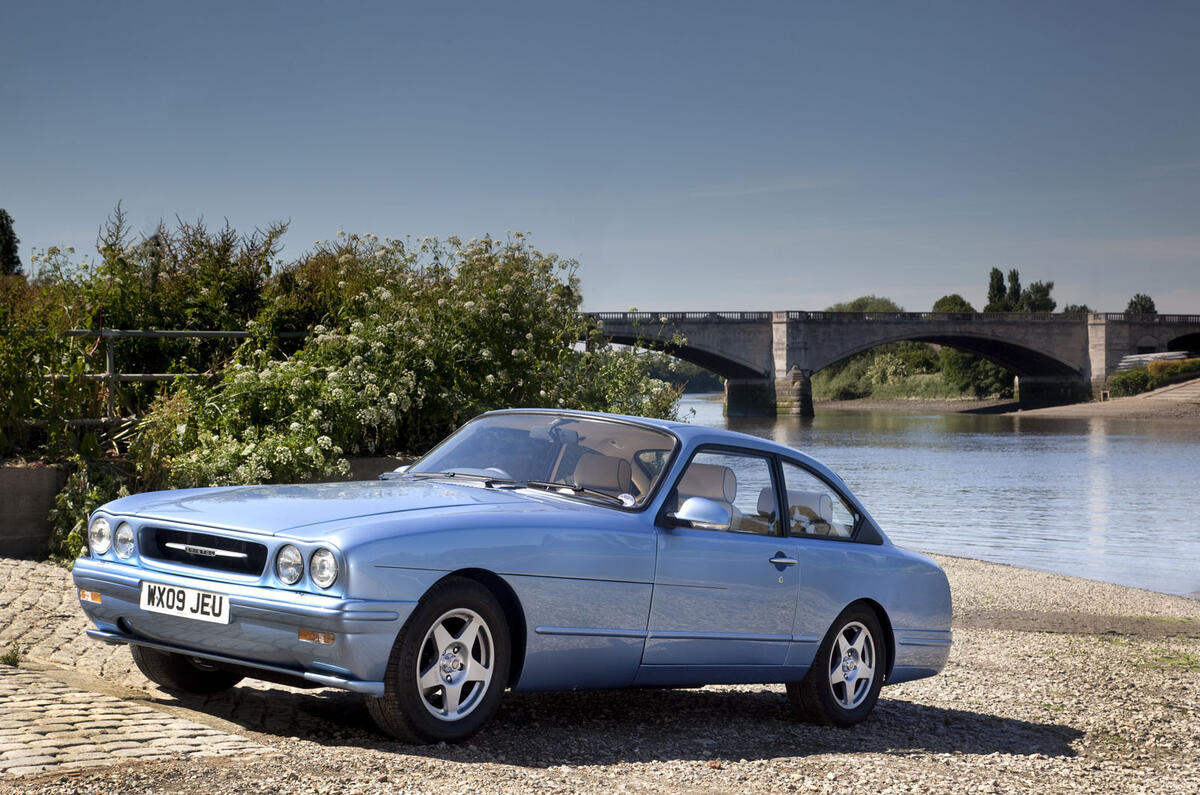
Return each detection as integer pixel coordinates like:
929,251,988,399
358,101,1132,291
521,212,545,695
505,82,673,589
406,471,521,488
519,480,628,506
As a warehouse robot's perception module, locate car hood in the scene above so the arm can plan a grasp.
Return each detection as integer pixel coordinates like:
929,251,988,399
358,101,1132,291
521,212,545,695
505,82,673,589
104,479,527,535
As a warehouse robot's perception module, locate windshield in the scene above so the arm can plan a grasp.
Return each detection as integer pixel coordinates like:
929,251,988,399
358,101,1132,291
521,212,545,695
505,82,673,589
408,413,678,508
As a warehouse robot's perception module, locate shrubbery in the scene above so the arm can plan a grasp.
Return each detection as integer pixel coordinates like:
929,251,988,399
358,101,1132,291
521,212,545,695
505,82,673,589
1,215,681,559
1108,359,1200,397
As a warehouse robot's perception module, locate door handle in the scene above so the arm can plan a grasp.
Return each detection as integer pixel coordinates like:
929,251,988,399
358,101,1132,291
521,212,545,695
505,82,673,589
770,554,798,567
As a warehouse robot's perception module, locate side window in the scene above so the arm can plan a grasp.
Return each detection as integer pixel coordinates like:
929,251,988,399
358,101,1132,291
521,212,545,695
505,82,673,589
780,461,859,539
673,449,780,536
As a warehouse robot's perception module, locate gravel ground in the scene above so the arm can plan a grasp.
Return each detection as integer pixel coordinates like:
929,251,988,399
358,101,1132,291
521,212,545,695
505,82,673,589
4,554,1200,794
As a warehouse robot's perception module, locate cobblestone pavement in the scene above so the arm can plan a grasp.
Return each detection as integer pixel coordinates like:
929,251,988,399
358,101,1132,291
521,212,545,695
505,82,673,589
0,558,293,783
0,667,268,779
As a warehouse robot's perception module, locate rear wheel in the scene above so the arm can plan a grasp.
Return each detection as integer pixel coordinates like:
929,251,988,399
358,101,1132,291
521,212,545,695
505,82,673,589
366,577,511,744
130,645,243,695
787,604,884,727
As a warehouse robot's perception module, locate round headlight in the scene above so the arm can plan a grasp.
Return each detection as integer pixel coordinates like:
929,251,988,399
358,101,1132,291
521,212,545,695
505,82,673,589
88,517,111,555
114,523,136,559
310,548,338,589
276,545,304,585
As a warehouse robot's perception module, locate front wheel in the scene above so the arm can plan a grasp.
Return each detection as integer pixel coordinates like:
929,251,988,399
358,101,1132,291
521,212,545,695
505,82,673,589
130,645,243,695
787,604,885,727
366,577,511,744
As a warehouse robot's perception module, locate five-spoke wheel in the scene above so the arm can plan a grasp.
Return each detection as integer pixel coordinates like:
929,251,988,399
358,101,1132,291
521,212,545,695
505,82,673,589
416,607,496,721
366,577,510,743
787,604,885,727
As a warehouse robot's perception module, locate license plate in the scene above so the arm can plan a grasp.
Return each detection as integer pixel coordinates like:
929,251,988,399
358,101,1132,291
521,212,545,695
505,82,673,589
139,582,231,624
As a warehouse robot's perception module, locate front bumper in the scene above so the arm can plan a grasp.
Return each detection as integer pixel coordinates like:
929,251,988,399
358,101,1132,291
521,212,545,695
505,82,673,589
73,557,417,695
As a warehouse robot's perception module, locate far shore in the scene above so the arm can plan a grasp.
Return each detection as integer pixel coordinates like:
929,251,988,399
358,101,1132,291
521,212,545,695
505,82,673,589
815,394,1200,421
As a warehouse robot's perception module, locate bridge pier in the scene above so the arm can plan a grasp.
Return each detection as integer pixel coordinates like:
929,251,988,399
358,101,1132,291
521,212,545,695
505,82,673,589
724,378,777,417
775,366,814,417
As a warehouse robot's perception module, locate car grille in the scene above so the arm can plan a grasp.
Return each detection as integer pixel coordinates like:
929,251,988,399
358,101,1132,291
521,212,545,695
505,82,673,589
144,528,268,576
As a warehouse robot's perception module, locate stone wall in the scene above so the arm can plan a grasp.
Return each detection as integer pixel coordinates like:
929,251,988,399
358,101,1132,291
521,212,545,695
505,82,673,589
0,466,68,558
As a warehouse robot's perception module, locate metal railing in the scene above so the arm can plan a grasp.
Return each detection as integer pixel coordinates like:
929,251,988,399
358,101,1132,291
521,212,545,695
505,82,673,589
52,329,306,423
590,311,1200,324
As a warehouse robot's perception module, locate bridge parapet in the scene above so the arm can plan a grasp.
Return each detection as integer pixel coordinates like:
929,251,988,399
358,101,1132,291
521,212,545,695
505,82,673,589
588,310,1200,416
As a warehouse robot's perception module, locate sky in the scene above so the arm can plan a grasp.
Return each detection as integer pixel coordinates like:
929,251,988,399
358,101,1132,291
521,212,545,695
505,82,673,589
3,1,1199,313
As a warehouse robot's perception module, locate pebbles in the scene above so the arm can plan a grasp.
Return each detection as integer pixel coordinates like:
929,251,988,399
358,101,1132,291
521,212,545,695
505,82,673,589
3,555,1199,794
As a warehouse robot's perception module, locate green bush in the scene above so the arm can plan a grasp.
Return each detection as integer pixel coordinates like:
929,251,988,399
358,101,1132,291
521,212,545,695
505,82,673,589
1107,369,1154,397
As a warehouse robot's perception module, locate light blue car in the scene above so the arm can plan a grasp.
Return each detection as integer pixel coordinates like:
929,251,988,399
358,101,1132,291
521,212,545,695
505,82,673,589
74,409,951,743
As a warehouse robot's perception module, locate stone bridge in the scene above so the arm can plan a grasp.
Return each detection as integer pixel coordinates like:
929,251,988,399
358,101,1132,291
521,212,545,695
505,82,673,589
590,311,1200,416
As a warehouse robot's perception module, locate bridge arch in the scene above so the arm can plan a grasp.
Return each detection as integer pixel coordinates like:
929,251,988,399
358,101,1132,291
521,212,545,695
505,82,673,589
601,330,767,380
807,332,1082,378
1168,332,1200,353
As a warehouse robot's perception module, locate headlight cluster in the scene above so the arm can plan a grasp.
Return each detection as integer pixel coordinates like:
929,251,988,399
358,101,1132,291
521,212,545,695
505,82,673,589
275,545,339,589
88,517,111,555
114,523,135,559
89,517,138,559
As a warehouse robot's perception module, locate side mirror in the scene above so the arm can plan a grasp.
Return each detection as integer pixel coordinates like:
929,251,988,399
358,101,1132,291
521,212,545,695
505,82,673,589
668,497,732,531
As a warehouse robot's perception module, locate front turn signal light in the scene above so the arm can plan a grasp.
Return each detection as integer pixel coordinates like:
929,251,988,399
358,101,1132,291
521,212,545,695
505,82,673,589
298,629,335,645
79,589,102,604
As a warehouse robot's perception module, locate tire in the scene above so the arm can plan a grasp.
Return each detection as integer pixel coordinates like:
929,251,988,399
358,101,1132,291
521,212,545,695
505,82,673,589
787,604,885,727
130,645,244,695
365,577,511,744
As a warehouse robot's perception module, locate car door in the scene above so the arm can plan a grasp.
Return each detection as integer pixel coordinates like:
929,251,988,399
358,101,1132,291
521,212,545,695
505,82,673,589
643,447,799,666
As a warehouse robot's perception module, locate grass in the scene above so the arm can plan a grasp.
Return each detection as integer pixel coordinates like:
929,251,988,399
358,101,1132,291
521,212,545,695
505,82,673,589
1142,649,1200,671
0,642,19,667
868,372,977,400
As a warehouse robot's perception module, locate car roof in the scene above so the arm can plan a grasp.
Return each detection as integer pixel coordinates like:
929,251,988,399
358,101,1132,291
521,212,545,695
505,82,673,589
480,407,824,465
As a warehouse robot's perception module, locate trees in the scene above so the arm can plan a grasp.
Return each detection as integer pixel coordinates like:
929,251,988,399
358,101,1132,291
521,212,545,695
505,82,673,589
932,294,975,313
0,210,21,276
826,295,903,313
985,269,1006,312
982,268,1055,312
1125,293,1157,315
1061,304,1092,314
1018,280,1056,312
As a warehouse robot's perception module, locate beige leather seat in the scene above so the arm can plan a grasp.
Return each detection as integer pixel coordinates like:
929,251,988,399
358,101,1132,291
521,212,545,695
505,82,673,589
570,454,634,495
775,489,842,536
676,462,741,530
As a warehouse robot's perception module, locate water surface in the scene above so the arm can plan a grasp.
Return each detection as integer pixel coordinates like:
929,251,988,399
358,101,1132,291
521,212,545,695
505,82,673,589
680,394,1200,597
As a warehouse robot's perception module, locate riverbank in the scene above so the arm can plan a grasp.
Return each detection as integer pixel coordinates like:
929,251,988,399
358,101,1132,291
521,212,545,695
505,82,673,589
817,392,1200,421
3,553,1198,793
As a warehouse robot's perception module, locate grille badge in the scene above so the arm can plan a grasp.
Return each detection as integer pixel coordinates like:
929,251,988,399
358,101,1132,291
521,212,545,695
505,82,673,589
164,542,248,560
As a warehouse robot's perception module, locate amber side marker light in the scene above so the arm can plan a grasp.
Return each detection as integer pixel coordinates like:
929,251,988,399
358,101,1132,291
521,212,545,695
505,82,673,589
298,629,335,645
79,589,102,604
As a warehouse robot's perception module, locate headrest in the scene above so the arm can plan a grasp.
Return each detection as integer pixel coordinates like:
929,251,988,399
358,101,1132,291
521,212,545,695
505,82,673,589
678,463,736,503
757,487,777,516
571,454,633,494
787,490,833,522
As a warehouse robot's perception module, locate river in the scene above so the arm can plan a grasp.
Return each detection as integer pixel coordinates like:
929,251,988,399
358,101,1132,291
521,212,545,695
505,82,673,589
679,394,1200,597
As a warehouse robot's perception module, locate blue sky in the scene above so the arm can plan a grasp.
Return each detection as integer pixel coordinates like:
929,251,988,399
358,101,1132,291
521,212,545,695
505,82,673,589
3,1,1199,312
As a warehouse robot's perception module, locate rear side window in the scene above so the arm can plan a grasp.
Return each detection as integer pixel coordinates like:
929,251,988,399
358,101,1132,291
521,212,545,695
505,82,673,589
780,461,859,539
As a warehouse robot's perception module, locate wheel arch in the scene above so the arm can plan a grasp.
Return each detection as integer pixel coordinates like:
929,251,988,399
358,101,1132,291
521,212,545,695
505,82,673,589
847,597,895,683
440,568,527,688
